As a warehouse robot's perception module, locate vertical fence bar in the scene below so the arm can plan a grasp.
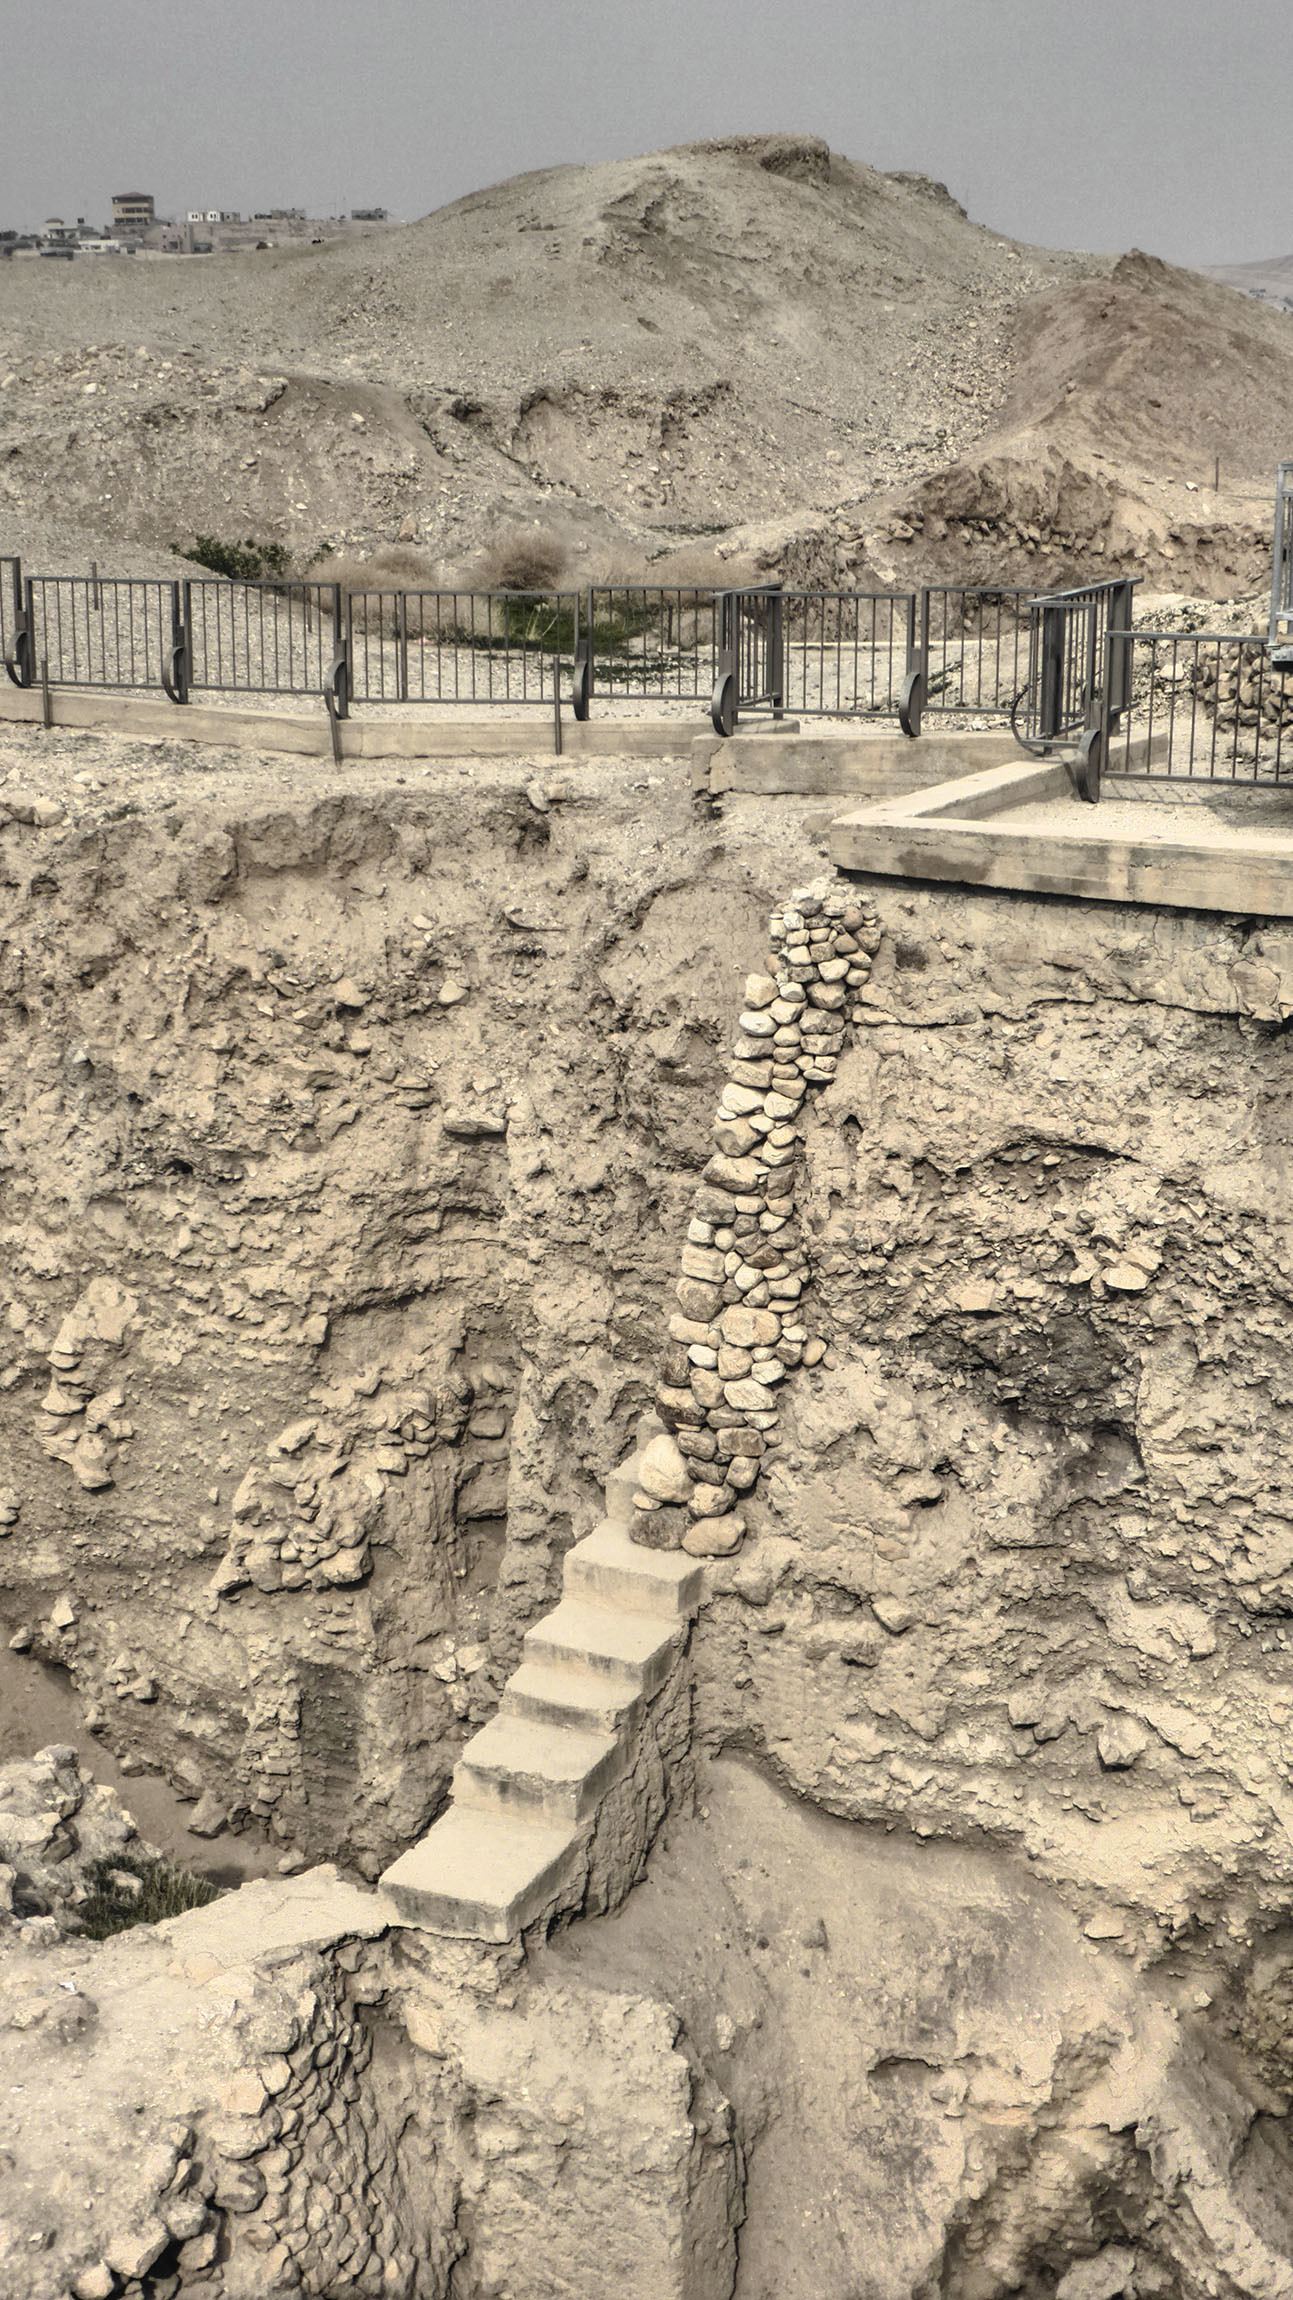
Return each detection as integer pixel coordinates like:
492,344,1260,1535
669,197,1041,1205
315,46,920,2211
332,582,349,719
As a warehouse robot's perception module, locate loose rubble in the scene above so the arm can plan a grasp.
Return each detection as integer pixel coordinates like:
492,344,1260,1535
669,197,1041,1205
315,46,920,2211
0,1744,149,1939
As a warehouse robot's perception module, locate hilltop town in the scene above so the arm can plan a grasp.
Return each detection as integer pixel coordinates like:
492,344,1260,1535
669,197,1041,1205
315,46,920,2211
0,187,394,262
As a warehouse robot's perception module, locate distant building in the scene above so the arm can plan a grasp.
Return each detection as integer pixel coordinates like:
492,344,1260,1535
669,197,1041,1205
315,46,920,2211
112,192,155,231
350,207,388,223
40,217,78,257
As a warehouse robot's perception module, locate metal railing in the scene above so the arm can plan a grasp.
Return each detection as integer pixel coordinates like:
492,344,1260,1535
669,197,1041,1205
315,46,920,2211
1011,578,1137,759
779,591,915,719
23,575,182,696
712,586,785,733
0,556,21,679
0,553,1174,762
347,589,579,707
187,578,343,700
919,586,1034,717
579,585,718,713
1092,629,1293,791
1271,462,1293,662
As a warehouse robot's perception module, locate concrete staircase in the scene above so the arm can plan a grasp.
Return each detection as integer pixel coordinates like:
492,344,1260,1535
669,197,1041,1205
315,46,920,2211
381,1446,702,1942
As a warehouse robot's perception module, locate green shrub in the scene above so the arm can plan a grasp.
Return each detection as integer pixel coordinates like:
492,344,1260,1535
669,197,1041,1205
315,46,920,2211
187,535,293,583
77,1852,222,1939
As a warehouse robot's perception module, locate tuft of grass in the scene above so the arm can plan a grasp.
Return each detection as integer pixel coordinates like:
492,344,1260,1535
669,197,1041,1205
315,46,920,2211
77,1852,222,1940
187,535,294,583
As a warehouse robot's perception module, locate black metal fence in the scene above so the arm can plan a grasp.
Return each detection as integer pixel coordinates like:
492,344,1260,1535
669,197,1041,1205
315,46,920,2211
579,586,717,712
3,552,1135,741
779,591,914,719
22,574,183,696
0,557,20,675
1092,629,1293,790
187,578,343,700
342,588,578,708
919,585,1034,717
1010,579,1137,759
1272,464,1293,662
26,552,1293,794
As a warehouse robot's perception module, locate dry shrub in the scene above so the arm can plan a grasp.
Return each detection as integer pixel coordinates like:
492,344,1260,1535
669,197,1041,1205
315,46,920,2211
470,527,571,594
310,544,441,597
639,544,764,602
309,544,447,637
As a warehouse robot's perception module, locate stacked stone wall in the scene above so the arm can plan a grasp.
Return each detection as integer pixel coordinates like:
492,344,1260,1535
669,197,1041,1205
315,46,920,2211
635,881,879,1555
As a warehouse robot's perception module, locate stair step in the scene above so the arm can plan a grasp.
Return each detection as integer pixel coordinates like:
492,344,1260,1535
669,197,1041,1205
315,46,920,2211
455,1715,623,1822
565,1520,704,1621
379,1806,578,1943
524,1598,682,1692
502,1659,642,1734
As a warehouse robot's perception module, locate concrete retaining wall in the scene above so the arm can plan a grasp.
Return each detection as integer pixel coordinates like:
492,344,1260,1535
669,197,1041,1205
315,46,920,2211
0,685,697,760
693,726,1018,797
1,684,1021,793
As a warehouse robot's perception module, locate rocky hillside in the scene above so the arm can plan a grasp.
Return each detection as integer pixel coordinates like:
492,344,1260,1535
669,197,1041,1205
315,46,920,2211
0,132,1289,616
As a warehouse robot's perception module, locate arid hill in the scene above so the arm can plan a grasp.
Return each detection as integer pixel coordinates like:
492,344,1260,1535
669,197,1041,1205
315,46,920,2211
0,132,1289,595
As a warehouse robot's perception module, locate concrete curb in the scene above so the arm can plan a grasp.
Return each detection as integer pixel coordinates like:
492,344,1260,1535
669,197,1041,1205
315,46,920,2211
830,758,1293,917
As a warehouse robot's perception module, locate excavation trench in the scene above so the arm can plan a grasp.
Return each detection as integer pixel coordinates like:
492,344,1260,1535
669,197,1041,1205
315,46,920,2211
3,732,1293,2296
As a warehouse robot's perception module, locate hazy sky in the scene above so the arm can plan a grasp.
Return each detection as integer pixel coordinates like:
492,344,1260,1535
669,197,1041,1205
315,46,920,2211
0,0,1283,266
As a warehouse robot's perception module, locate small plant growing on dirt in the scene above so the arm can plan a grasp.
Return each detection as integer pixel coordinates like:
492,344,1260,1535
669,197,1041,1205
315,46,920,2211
77,1852,222,1939
186,535,294,583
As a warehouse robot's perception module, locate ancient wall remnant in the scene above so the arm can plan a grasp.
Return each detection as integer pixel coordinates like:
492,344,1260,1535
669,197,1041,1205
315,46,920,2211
638,881,880,1553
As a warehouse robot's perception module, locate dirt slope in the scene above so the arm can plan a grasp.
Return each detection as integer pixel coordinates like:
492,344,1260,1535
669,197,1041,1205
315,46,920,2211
0,133,1089,576
0,132,1289,599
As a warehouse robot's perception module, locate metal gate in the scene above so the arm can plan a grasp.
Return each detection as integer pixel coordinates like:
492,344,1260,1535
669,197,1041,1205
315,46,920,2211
710,586,784,733
1011,579,1137,776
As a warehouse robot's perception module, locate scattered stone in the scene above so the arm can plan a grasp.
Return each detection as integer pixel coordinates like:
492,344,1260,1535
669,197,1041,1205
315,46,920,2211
442,1106,508,1138
1096,1715,1150,1770
682,1514,745,1557
330,977,368,1010
187,1792,228,1838
953,1280,998,1313
1103,1261,1152,1292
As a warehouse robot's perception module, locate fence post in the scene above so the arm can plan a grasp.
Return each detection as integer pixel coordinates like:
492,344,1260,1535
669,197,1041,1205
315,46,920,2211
711,591,737,736
898,589,926,738
330,582,350,719
1075,628,1117,803
2,558,34,690
1038,600,1065,743
1107,579,1134,726
571,585,592,721
396,591,409,705
161,579,190,704
768,584,785,720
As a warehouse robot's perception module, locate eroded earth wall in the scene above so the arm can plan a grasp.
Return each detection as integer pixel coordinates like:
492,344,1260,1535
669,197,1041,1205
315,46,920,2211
0,745,812,1875
697,885,1293,2010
